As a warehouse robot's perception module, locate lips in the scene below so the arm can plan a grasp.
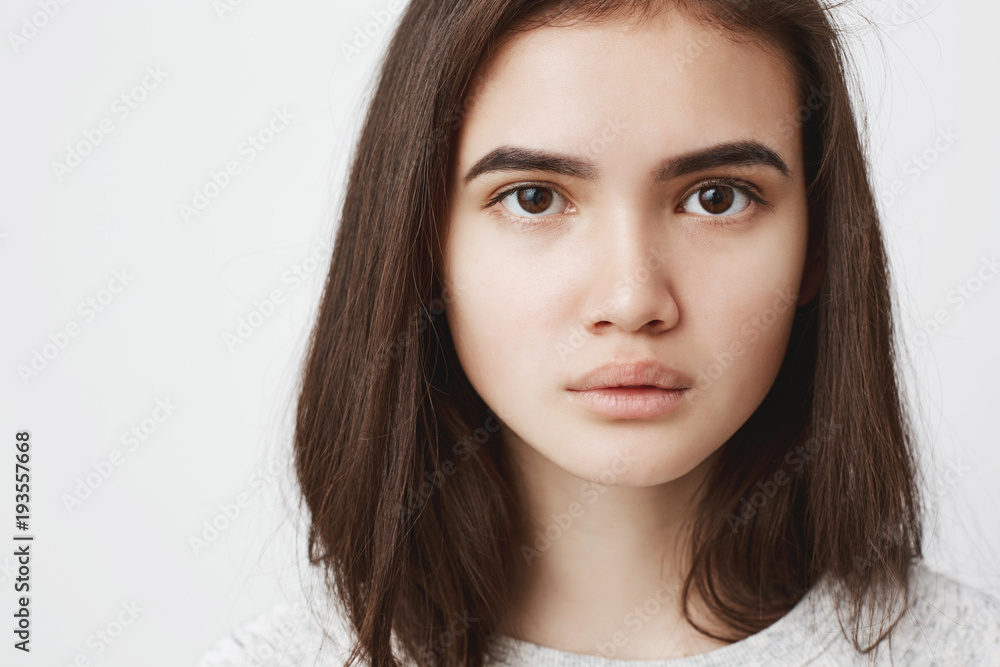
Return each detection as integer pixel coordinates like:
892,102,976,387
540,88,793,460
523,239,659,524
566,360,691,419
567,359,691,392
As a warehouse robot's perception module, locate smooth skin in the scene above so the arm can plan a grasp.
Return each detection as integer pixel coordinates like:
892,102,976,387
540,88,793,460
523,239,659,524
441,5,820,660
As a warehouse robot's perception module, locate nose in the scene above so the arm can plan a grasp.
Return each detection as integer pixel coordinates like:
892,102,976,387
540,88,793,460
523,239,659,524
583,210,680,336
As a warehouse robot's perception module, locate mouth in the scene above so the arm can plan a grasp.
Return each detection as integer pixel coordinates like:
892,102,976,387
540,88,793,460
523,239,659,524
567,385,689,419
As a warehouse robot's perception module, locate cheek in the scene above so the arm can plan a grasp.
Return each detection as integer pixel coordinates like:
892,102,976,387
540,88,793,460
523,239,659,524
444,232,570,415
685,228,805,404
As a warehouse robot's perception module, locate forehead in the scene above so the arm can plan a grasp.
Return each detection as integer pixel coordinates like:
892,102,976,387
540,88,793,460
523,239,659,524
454,10,802,181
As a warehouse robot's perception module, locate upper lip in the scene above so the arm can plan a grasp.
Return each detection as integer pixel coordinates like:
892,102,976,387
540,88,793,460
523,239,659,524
568,359,691,391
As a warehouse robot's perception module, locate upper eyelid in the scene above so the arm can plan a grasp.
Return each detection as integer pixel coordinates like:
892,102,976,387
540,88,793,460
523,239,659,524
486,182,574,215
685,179,765,202
682,177,763,197
488,181,570,203
678,180,769,219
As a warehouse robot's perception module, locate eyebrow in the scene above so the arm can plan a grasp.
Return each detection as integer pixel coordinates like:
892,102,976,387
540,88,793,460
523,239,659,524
462,140,791,185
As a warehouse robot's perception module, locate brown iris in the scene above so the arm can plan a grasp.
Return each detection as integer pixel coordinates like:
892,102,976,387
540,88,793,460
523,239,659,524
515,187,553,215
698,186,735,215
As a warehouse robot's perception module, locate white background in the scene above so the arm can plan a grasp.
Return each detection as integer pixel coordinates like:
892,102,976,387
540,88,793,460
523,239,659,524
0,0,997,665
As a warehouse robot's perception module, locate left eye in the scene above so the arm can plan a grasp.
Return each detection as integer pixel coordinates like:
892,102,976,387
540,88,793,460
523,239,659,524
681,185,751,217
498,187,567,218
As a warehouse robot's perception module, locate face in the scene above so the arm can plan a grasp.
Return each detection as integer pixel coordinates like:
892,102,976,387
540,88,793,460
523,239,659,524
441,9,815,488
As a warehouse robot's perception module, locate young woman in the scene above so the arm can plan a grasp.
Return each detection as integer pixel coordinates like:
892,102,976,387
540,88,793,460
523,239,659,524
199,0,1000,665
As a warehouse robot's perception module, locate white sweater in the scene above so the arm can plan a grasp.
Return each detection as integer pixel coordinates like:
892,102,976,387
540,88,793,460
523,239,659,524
197,561,1000,666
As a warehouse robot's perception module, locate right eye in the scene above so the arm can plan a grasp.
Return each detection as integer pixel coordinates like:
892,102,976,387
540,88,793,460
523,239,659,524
494,185,570,219
681,184,752,217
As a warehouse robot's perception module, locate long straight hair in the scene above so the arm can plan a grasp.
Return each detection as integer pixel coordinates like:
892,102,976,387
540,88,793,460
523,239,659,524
293,1,923,665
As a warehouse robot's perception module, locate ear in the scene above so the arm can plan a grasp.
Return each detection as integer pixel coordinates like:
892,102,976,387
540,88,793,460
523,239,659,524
797,244,823,307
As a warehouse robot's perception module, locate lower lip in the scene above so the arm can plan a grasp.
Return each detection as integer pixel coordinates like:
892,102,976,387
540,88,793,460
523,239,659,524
567,386,689,419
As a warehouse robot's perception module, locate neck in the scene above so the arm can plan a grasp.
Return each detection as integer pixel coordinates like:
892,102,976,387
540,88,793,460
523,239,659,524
497,432,733,660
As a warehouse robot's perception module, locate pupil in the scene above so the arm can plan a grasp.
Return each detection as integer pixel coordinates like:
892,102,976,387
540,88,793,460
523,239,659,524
700,186,733,215
518,188,552,214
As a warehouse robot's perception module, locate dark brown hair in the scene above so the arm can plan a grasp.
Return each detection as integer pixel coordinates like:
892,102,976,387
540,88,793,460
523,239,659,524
293,1,923,665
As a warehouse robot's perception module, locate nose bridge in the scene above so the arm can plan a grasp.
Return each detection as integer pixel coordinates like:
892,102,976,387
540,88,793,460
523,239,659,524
586,202,676,332
607,207,660,285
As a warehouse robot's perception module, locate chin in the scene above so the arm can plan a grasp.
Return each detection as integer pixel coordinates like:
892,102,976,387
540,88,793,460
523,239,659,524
550,427,718,488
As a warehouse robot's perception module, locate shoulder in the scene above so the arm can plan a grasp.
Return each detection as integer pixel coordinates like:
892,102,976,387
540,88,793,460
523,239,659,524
802,562,1000,665
196,599,355,667
886,561,1000,664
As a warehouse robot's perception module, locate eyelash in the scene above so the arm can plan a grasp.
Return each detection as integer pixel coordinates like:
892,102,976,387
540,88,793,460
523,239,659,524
484,177,772,227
